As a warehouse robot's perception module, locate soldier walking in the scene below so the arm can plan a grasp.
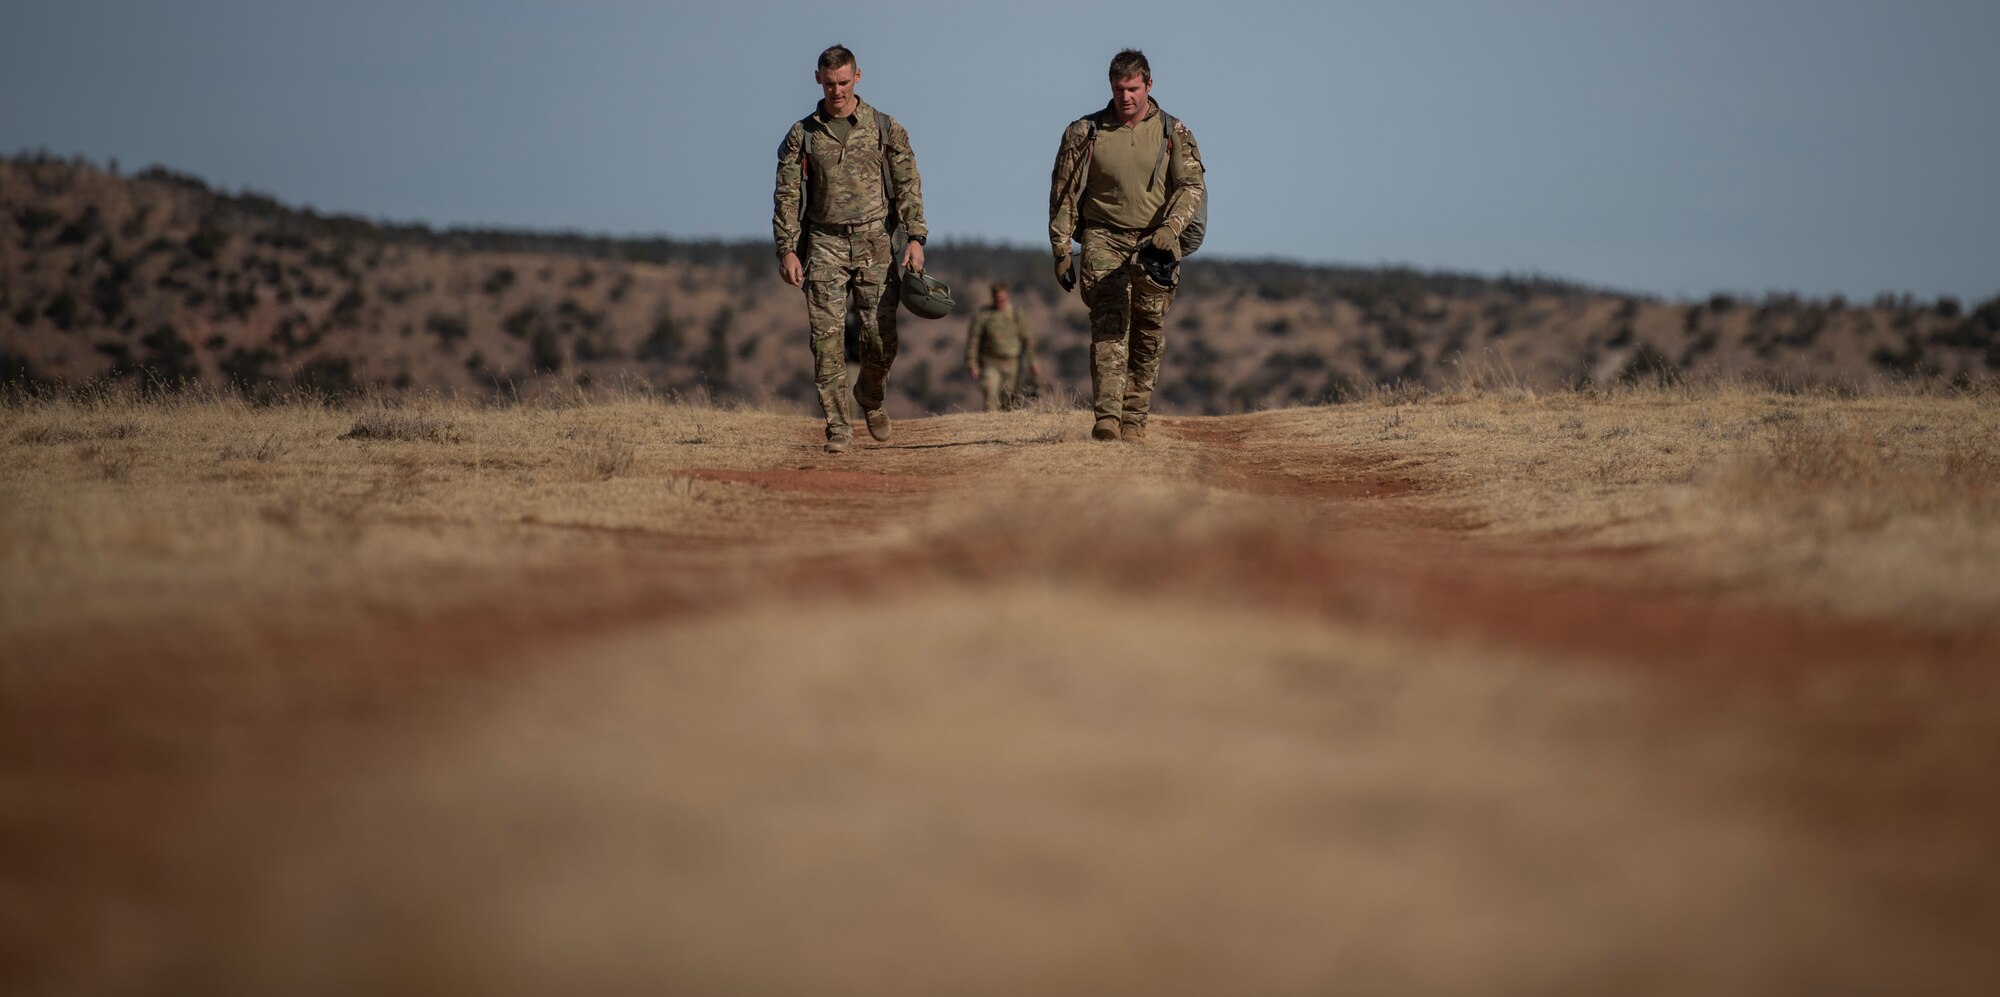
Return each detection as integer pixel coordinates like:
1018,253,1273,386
965,283,1040,412
1048,49,1205,442
773,44,929,453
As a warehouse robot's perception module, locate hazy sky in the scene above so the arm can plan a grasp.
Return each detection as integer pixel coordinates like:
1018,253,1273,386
4,1,1995,301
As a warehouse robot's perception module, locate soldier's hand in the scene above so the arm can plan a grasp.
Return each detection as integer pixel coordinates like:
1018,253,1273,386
902,241,926,273
780,253,804,288
1147,227,1178,253
1054,255,1075,293
966,363,979,381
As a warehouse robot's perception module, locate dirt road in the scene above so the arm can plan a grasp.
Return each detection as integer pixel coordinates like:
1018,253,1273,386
5,405,1998,995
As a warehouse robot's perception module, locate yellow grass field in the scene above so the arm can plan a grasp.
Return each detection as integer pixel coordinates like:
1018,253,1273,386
4,383,1999,994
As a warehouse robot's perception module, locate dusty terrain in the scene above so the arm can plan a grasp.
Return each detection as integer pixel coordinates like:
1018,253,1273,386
4,384,1999,994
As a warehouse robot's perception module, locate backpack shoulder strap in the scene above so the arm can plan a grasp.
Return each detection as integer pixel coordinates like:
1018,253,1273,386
1149,109,1177,192
873,110,901,236
794,114,817,181
1067,111,1104,203
876,110,896,152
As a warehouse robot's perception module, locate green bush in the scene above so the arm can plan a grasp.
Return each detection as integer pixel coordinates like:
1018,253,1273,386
425,311,469,347
483,266,517,295
639,313,682,361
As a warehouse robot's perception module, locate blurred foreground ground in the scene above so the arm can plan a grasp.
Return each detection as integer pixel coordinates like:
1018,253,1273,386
3,385,1999,994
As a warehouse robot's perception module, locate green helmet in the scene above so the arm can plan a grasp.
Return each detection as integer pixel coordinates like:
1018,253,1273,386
900,270,956,319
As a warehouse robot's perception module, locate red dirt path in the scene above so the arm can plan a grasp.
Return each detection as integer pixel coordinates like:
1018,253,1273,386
5,410,1998,993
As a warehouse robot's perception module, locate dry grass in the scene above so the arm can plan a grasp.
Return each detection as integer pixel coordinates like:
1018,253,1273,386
6,382,2000,994
1237,381,2000,625
5,381,1996,635
0,389,799,637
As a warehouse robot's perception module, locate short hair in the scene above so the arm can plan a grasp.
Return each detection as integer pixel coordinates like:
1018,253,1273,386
1108,49,1151,84
990,282,1009,295
818,45,857,74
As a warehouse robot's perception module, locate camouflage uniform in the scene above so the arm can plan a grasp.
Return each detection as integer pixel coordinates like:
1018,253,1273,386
965,305,1034,411
774,98,928,442
1048,99,1205,432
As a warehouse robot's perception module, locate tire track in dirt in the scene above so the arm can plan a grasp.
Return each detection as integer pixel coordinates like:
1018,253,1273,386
8,411,2000,993
13,411,1997,749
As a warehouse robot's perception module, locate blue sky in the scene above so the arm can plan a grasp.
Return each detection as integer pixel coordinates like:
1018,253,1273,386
4,0,1995,301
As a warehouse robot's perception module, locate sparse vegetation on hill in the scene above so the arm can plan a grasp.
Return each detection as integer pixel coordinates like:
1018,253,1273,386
4,152,1996,411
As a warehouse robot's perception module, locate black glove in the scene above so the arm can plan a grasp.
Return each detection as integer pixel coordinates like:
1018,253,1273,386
1055,255,1076,293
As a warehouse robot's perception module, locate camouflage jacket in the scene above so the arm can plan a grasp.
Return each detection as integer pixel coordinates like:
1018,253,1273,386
966,305,1033,364
773,97,928,260
1047,99,1204,260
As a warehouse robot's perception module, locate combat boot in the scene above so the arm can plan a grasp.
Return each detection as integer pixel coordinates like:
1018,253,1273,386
824,432,854,455
1092,417,1120,441
863,407,891,442
1120,421,1147,443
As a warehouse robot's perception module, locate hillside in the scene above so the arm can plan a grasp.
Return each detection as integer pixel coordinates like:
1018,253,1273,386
4,152,1997,411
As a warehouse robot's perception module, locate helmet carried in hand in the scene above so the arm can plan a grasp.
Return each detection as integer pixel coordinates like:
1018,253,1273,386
1134,244,1180,295
900,269,956,319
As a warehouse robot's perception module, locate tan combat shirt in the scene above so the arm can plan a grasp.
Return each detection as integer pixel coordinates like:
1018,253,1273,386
1047,98,1205,259
772,97,928,259
1080,108,1168,232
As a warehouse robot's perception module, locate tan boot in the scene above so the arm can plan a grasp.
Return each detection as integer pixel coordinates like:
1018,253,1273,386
864,407,891,442
1120,421,1147,443
1092,418,1120,441
824,434,853,454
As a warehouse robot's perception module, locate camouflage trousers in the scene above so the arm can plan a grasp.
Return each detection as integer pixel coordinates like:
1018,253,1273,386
803,222,900,439
1078,227,1175,427
977,354,1020,412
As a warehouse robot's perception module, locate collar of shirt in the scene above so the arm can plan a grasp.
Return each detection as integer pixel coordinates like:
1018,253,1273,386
813,99,867,128
1098,98,1159,131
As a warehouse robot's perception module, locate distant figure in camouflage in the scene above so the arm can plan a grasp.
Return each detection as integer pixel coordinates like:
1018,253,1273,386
965,283,1040,412
773,44,929,454
1049,49,1205,443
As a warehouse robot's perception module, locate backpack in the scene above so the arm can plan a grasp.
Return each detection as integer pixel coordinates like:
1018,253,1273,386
1064,106,1206,256
793,109,903,252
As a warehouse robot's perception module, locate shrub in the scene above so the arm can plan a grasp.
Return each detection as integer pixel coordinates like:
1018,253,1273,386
338,409,461,442
93,266,131,319
574,333,620,362
330,285,366,328
95,340,136,374
639,313,683,361
14,206,62,240
224,286,259,318
529,327,564,372
1,349,46,388
501,304,540,339
139,323,201,383
42,290,80,330
220,346,279,389
55,206,104,246
483,266,517,295
425,311,468,347
1614,343,1681,386
187,225,228,261
555,297,601,332
293,355,361,397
